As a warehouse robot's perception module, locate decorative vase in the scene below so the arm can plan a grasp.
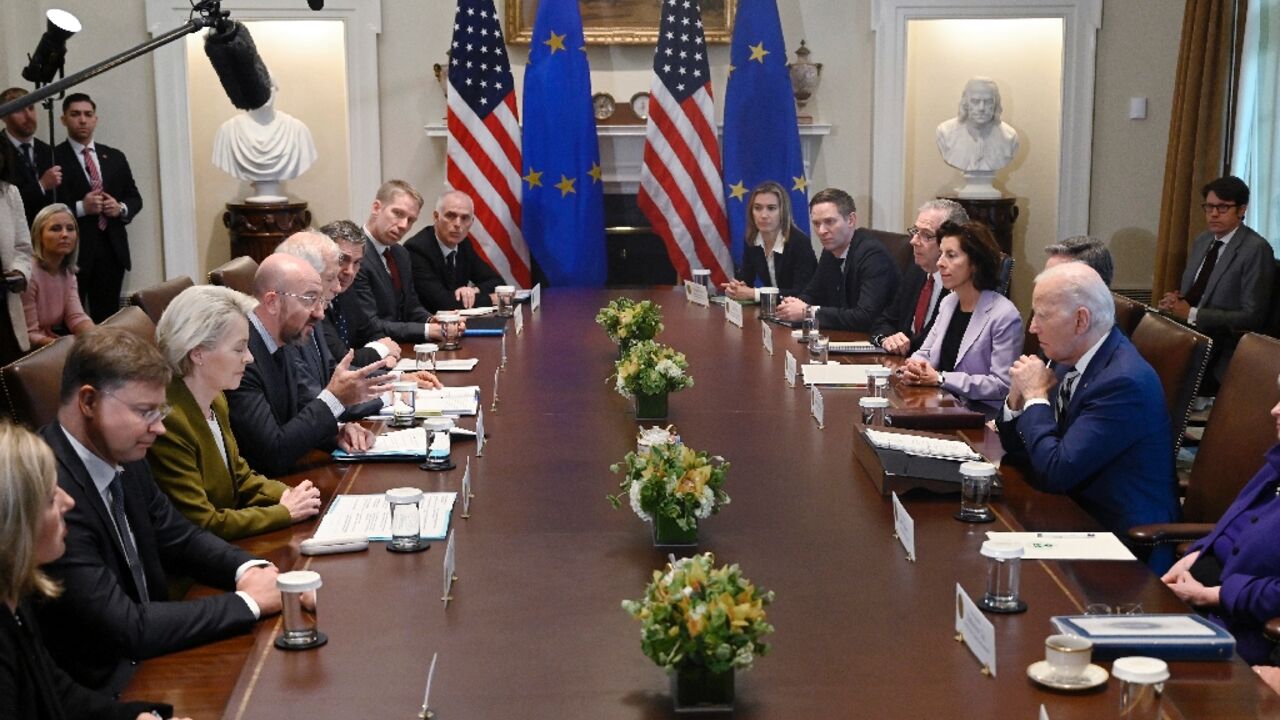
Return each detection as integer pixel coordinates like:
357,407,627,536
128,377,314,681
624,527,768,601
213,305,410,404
634,392,669,420
652,513,697,547
618,340,632,360
670,665,734,713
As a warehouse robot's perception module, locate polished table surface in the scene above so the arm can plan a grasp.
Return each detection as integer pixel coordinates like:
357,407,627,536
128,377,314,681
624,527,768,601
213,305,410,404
123,288,1280,719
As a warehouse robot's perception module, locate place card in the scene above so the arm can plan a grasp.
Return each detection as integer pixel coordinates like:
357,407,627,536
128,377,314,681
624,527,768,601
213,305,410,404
689,282,709,307
514,305,525,335
784,350,797,387
810,385,824,429
442,529,457,605
1039,705,1050,720
419,652,438,720
726,298,743,327
490,368,499,413
475,406,486,457
891,491,916,562
460,457,473,519
531,283,542,312
955,583,997,677
761,319,774,355
500,333,507,369
684,280,696,302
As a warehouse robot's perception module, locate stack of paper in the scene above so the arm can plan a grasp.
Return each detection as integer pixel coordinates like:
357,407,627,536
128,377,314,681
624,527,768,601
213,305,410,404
984,531,1136,561
377,386,481,417
313,492,457,541
801,363,870,386
457,306,497,317
394,358,480,372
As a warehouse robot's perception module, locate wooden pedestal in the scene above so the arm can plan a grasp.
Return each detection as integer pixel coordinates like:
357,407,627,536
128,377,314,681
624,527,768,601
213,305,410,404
223,201,312,264
942,196,1019,257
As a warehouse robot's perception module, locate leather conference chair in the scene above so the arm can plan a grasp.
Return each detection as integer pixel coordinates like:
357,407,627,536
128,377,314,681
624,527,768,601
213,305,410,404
208,255,259,296
1112,292,1146,337
1,335,74,428
1129,311,1212,458
100,305,157,342
996,254,1014,298
1129,332,1280,547
0,307,27,371
128,275,195,325
862,229,913,275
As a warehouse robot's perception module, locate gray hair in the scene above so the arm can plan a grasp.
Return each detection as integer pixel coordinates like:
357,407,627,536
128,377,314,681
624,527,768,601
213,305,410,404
1044,235,1114,287
957,77,1003,124
916,198,969,226
435,189,473,213
156,285,258,377
1033,262,1114,335
318,219,365,246
276,230,338,276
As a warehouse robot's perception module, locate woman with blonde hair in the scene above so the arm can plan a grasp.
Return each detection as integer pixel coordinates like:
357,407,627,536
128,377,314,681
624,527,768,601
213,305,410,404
722,180,817,300
148,285,321,540
21,203,93,347
0,422,186,719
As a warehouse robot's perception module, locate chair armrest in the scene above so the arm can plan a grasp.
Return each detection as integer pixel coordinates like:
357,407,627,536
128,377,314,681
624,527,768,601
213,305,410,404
1127,523,1216,545
1266,617,1280,643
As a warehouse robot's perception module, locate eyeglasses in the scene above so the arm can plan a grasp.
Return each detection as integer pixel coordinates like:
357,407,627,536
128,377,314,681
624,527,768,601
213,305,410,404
101,390,171,425
1201,202,1239,215
279,291,327,309
907,226,937,242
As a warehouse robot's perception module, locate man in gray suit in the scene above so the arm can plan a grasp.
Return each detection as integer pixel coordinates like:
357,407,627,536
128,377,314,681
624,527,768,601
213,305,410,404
1158,175,1275,384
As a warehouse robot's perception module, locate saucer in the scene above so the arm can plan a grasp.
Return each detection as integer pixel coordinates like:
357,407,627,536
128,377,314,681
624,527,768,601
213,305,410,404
1026,660,1108,691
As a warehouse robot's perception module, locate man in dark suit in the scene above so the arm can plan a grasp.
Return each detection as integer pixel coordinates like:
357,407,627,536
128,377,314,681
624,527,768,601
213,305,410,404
349,180,444,344
53,93,143,322
871,199,969,354
998,262,1179,571
35,327,283,696
1,86,62,226
1158,175,1275,384
226,253,384,476
405,190,505,312
319,219,401,367
775,187,899,331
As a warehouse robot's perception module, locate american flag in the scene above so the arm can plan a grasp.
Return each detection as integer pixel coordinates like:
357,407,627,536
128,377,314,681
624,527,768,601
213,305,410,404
446,0,532,287
637,0,733,285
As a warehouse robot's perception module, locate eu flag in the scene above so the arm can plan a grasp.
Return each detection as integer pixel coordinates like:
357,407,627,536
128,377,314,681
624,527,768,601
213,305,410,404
520,0,606,286
722,0,808,265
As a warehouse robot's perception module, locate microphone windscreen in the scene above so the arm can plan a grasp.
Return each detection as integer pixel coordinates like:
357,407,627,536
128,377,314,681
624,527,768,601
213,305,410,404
308,0,325,9
203,21,273,111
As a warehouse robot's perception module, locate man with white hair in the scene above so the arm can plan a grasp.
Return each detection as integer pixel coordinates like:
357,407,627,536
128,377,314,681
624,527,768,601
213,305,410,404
997,262,1179,570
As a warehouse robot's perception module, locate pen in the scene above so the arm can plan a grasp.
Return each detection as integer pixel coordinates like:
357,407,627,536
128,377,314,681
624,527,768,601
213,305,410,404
1034,532,1095,539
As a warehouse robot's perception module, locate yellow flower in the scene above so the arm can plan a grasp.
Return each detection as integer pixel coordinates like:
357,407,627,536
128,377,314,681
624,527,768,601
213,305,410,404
686,613,706,637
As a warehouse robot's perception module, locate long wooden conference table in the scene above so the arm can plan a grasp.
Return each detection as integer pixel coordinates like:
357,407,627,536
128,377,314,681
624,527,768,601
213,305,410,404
122,288,1280,718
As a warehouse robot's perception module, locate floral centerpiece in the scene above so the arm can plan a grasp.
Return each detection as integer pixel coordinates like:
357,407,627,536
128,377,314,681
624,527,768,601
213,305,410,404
608,441,729,546
595,298,663,353
612,340,693,419
622,553,774,711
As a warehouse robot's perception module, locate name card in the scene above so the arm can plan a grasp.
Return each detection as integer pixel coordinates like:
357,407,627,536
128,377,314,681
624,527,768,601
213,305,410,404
725,298,743,327
531,283,542,312
442,529,457,604
1039,705,1050,720
891,491,916,562
810,385,824,429
514,305,525,335
955,583,997,677
784,350,797,387
500,333,508,367
689,282,709,307
475,406,486,457
761,319,774,355
684,280,695,302
461,456,473,518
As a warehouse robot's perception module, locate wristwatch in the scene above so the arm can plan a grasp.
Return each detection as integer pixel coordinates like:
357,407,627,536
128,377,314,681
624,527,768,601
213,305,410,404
871,334,885,348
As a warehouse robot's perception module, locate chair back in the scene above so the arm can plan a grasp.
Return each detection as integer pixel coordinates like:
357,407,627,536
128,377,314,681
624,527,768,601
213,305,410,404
861,229,913,275
128,276,195,325
100,306,157,342
1184,333,1280,522
1264,260,1280,338
208,256,259,296
1129,311,1212,457
996,254,1014,298
1112,292,1146,337
1,335,74,428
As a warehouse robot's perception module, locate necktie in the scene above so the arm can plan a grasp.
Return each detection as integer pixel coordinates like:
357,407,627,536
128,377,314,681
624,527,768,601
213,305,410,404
385,247,402,292
912,275,935,335
107,473,150,602
330,305,350,346
1056,369,1078,421
445,251,457,286
82,147,108,231
1184,240,1223,306
19,142,34,172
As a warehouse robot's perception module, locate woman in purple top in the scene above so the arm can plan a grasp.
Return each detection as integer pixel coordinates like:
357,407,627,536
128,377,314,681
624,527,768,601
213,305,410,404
1163,379,1280,666
21,203,93,347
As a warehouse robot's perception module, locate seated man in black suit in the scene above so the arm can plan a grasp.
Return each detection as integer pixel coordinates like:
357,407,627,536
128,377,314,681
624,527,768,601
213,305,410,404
775,187,899,331
36,327,284,695
349,179,444,343
405,190,506,312
226,253,386,476
320,220,402,367
870,198,969,354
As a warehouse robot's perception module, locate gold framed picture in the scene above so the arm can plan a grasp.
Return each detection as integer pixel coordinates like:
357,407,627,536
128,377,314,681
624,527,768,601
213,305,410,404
505,0,737,45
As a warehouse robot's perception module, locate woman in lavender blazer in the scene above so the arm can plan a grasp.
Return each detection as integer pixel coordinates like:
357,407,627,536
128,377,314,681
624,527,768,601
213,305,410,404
900,221,1022,402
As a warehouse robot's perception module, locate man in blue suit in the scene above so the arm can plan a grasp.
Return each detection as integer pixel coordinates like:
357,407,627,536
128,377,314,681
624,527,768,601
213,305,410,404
997,262,1179,571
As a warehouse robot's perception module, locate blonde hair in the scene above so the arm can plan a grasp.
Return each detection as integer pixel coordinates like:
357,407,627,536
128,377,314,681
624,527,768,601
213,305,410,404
31,203,79,274
0,423,62,603
156,285,258,377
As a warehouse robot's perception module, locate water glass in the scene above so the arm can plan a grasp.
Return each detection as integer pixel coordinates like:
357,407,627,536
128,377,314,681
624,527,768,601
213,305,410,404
956,461,996,523
809,334,829,364
276,570,323,649
494,285,515,317
437,313,463,350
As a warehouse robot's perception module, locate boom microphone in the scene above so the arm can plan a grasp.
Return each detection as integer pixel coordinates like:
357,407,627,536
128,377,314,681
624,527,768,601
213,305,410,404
203,20,272,111
308,0,324,9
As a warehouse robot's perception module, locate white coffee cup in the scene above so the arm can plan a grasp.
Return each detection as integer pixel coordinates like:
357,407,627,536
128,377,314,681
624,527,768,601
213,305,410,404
1044,633,1093,682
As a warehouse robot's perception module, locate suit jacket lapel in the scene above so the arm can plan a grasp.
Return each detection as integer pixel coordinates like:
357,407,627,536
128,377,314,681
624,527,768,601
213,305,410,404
1065,328,1120,423
955,292,993,363
1202,229,1247,302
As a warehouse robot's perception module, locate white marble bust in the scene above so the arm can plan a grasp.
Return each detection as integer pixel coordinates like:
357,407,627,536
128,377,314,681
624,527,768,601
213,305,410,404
935,77,1019,173
212,81,317,202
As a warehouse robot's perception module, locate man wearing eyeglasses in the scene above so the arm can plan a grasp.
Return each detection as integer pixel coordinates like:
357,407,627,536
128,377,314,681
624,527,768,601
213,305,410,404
870,199,969,354
37,327,284,695
1158,175,1274,384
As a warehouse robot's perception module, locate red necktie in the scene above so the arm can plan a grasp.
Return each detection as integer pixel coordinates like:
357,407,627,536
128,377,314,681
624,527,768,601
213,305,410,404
384,247,402,292
912,274,935,335
82,147,108,231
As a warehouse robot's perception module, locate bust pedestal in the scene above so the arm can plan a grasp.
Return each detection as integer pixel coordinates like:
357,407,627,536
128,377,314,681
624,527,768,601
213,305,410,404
223,201,312,264
942,196,1019,257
